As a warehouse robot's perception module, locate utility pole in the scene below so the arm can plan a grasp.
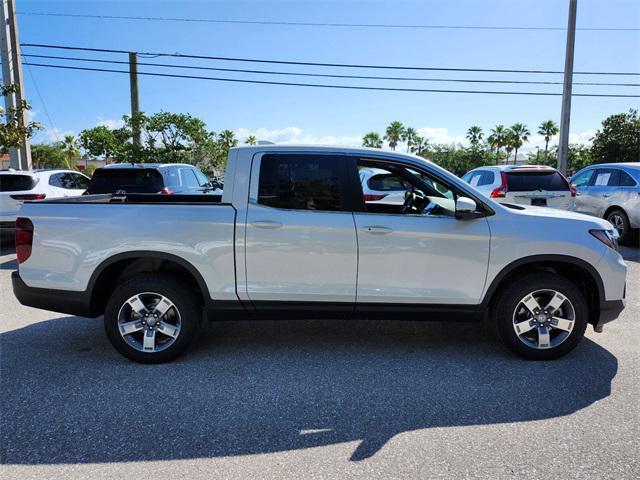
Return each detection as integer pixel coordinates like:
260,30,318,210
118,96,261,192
0,0,31,170
558,0,577,175
129,52,141,147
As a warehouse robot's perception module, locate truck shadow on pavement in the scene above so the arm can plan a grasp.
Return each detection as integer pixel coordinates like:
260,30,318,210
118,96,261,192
0,317,617,464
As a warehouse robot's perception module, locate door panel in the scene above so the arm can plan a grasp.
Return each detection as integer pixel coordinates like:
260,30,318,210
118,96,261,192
244,153,358,306
354,213,491,304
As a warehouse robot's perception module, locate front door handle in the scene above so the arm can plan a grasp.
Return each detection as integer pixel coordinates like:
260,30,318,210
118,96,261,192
362,225,393,235
251,220,283,229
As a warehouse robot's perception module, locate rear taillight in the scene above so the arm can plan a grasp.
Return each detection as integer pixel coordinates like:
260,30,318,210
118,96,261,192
490,172,508,198
559,173,576,197
15,217,34,264
10,193,46,200
363,194,387,202
161,187,174,195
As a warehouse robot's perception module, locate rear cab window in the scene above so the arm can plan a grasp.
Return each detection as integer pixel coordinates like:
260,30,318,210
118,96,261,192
257,154,345,211
87,168,164,194
0,174,36,192
505,171,569,191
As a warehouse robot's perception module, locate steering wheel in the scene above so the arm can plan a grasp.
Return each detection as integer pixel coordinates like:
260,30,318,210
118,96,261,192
401,191,416,214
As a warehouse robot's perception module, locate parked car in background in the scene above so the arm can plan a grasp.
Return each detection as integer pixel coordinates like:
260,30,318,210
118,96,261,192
85,163,221,195
0,169,89,233
359,167,410,205
462,165,574,210
569,162,640,245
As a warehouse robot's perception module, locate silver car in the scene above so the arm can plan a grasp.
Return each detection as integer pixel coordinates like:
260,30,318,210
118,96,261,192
570,162,640,245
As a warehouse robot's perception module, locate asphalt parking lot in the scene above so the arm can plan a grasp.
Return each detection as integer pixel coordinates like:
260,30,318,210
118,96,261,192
0,240,638,480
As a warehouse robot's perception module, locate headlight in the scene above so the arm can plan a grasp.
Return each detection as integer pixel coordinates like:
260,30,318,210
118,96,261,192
590,229,619,250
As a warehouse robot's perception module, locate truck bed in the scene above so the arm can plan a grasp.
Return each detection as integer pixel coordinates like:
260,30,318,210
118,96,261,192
16,197,237,302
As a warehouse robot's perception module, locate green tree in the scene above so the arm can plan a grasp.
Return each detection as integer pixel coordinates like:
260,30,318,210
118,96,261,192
0,84,42,153
244,135,257,145
362,132,383,148
384,121,405,151
412,135,428,155
404,127,418,153
31,143,66,169
487,125,508,164
79,125,129,163
510,123,530,164
59,134,79,169
537,120,559,162
591,109,640,163
466,125,483,147
504,130,516,163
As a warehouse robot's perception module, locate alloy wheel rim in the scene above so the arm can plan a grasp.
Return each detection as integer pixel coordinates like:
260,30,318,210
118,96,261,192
117,292,181,353
512,289,575,350
609,214,624,236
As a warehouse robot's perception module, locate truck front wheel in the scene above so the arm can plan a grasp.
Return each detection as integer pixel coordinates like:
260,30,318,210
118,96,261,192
104,274,201,363
493,272,588,360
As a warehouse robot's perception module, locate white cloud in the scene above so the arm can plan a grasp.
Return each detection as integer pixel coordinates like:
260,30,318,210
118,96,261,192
42,127,74,142
234,126,362,147
96,117,125,129
416,127,466,145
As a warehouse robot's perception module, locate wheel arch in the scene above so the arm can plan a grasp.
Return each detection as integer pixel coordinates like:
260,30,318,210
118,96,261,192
88,251,211,316
603,205,626,219
481,255,604,325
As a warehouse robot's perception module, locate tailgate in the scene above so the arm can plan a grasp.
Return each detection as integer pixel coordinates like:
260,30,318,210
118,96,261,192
505,190,572,209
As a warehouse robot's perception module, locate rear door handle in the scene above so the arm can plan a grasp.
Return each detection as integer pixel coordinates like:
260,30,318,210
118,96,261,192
603,193,612,198
362,225,393,235
251,220,283,229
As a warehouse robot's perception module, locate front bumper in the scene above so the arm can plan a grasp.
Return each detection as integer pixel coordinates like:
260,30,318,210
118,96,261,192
594,298,626,332
12,271,94,317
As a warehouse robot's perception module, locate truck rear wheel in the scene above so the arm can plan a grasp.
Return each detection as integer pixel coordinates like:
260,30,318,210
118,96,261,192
493,272,588,360
104,274,201,363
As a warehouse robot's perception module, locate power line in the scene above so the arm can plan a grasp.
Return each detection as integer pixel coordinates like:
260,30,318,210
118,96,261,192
21,54,640,87
22,61,60,142
22,62,640,98
21,43,640,76
17,11,640,32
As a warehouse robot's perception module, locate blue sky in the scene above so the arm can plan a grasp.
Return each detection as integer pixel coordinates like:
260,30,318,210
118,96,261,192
17,0,640,151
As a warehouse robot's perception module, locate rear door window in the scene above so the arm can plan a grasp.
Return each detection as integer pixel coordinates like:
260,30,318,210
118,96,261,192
593,169,619,187
257,154,345,211
505,171,569,191
0,174,36,192
87,169,164,194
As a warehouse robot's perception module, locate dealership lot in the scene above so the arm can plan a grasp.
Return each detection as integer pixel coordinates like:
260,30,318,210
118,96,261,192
0,241,638,480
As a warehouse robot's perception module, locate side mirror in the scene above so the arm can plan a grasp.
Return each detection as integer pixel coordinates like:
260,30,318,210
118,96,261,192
455,196,480,219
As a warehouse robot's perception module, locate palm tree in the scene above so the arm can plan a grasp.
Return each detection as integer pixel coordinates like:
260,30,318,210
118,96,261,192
244,135,257,145
466,126,483,147
510,123,531,164
218,130,238,150
537,120,559,162
487,125,507,164
404,127,418,153
60,134,79,169
504,130,515,163
412,135,428,155
362,132,383,148
384,121,405,151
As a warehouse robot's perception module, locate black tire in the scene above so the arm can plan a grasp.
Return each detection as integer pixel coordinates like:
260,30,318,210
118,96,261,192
104,274,201,363
605,209,634,246
493,272,588,360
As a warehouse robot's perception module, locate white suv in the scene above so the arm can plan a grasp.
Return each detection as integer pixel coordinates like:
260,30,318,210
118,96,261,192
0,169,90,233
462,165,575,210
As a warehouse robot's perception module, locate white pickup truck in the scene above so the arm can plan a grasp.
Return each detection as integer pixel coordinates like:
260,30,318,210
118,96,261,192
12,146,627,363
